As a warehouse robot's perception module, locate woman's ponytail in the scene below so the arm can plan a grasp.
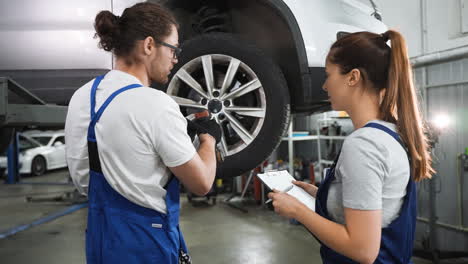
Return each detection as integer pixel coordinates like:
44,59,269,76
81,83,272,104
381,30,434,181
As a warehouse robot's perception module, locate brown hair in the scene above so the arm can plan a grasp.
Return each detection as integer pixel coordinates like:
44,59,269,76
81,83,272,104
327,30,434,181
94,2,178,63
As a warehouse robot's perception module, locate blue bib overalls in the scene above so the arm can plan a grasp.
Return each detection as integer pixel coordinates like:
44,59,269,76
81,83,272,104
85,75,190,263
315,123,417,264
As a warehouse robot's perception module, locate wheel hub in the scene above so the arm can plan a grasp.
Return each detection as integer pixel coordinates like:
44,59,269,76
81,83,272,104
208,99,223,114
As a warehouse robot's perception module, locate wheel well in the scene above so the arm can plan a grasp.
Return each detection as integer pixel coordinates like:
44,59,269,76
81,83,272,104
160,0,311,112
32,155,47,170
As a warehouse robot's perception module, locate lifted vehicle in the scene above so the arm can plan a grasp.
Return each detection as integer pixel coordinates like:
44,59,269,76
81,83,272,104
0,0,386,177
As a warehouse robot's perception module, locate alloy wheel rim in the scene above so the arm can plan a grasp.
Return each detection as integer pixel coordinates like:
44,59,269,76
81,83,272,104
167,54,267,157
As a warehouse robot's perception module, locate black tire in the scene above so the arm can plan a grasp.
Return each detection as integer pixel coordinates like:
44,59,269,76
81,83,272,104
31,156,46,176
167,33,290,178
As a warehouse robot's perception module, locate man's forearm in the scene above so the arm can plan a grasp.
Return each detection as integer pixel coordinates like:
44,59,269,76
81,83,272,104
197,139,217,183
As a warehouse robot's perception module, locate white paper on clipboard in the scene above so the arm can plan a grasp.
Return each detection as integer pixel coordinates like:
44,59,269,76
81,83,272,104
257,170,315,211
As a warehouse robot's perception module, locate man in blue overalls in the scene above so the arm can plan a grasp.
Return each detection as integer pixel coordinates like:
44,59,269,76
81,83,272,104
65,3,220,263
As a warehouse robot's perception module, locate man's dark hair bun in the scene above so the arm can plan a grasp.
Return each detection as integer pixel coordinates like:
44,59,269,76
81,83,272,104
94,10,120,52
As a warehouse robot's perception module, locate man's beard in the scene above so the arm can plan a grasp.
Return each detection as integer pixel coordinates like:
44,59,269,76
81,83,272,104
151,71,169,85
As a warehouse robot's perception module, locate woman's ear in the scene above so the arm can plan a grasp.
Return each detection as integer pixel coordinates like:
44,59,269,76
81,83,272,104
348,68,361,87
379,88,387,105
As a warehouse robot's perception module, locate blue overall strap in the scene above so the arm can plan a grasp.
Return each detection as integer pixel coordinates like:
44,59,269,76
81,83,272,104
92,83,143,123
364,122,405,149
90,75,105,120
87,79,142,173
87,83,143,141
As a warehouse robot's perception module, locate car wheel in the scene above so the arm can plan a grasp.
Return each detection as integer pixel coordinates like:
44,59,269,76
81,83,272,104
166,33,290,178
31,156,46,176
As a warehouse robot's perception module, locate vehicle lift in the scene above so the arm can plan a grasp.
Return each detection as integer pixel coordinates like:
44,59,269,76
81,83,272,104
1,77,85,204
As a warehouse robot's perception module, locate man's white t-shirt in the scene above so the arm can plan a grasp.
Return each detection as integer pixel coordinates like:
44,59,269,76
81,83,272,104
65,70,196,214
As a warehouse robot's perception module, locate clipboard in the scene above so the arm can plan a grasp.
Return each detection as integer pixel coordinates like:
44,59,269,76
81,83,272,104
257,170,315,211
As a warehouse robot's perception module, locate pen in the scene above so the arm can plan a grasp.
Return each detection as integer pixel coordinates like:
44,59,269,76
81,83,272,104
265,185,294,204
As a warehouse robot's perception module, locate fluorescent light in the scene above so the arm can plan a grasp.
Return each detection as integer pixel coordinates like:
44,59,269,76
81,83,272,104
432,113,451,130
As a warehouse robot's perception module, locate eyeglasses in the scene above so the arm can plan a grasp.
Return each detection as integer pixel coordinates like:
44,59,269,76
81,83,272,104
156,39,182,59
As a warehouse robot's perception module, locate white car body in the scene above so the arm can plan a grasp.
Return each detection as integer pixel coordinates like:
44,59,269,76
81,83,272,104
283,0,387,67
0,0,385,71
0,0,140,71
0,0,387,177
0,131,67,175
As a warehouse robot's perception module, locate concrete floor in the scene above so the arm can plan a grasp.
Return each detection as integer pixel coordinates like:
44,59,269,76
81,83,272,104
0,170,441,264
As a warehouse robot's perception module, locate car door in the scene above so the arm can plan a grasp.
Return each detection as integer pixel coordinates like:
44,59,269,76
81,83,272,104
49,136,66,168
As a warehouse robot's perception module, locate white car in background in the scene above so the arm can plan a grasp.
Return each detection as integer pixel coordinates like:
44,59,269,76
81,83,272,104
0,130,67,176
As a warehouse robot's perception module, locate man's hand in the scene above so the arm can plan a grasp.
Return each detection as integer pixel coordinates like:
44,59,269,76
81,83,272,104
188,118,222,144
199,133,216,145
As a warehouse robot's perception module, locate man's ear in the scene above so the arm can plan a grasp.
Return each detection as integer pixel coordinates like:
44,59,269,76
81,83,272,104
143,36,155,56
348,68,361,87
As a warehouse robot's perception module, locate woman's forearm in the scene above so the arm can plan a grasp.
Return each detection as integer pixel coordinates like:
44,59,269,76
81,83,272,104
295,207,375,264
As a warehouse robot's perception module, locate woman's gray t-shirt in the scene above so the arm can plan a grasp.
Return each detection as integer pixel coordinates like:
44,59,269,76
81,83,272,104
326,120,410,227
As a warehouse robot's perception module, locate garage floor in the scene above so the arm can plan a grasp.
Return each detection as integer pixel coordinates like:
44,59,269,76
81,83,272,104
0,170,438,264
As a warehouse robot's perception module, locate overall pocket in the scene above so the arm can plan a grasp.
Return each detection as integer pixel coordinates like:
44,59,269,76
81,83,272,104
101,209,178,263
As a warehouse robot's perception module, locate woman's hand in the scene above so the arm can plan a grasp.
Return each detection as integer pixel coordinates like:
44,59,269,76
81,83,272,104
293,180,318,198
267,190,307,219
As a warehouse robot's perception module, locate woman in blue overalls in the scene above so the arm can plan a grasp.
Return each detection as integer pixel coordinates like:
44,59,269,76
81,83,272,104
268,30,434,263
66,3,220,263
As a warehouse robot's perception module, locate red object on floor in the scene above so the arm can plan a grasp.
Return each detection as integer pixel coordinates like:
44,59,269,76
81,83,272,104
309,163,316,185
254,173,262,202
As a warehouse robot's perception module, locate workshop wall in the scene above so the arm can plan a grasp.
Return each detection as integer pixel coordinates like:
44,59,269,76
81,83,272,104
359,0,468,57
413,57,468,252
